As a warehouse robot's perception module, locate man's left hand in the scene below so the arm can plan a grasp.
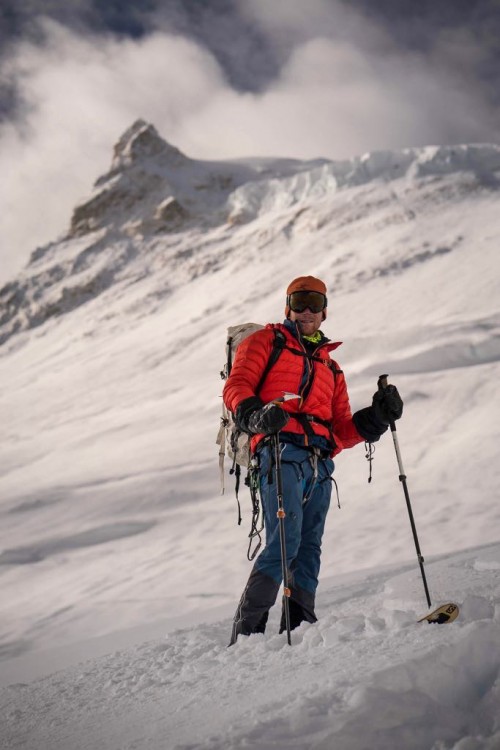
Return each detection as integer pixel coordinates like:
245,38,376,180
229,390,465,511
372,384,403,425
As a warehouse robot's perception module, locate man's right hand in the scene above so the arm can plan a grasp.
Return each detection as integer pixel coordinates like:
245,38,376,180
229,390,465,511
248,403,290,435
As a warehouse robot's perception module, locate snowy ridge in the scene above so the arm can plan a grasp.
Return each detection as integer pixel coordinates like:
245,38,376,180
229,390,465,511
1,122,499,347
228,142,500,223
55,122,500,236
1,544,499,750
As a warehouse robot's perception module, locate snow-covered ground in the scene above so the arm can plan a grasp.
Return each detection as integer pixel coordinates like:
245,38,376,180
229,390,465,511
0,122,499,748
1,544,499,749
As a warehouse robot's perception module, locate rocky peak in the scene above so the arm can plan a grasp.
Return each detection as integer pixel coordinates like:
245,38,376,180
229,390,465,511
111,119,187,172
68,120,192,238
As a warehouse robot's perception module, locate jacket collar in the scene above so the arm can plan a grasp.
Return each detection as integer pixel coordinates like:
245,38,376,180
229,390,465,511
282,318,342,349
281,319,342,352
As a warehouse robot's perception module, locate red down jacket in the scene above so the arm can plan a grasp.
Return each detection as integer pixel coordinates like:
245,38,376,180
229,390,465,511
223,323,364,457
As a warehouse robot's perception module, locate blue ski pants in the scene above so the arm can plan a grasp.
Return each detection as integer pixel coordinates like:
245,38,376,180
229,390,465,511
254,442,334,595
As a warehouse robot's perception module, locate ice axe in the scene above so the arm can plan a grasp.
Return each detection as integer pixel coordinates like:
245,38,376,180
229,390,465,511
378,375,459,624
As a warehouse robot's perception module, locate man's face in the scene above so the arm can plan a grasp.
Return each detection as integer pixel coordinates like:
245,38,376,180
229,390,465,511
289,308,323,336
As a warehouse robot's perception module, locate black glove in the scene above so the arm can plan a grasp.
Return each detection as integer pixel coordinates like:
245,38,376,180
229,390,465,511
235,396,264,434
248,403,290,435
372,384,403,425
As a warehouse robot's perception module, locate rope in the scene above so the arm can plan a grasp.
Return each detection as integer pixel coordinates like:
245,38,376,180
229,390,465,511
246,464,264,561
365,441,375,483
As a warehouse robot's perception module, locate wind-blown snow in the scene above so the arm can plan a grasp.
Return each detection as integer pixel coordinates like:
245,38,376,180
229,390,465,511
0,121,499,748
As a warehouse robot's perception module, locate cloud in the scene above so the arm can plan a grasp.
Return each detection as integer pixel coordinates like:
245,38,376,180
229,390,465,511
0,21,228,283
0,5,498,283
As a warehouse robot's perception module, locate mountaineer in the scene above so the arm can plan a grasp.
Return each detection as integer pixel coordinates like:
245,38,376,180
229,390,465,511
223,275,403,645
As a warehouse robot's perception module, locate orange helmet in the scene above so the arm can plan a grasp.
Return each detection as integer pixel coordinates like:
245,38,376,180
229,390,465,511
285,275,328,320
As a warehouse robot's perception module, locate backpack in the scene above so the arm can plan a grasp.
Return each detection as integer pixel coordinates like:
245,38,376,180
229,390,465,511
216,323,286,559
217,323,287,488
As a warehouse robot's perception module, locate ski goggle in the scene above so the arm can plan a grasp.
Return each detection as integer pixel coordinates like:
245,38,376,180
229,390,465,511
287,290,327,314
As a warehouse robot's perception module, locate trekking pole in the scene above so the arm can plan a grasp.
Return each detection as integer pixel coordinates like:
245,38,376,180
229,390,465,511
273,430,292,645
270,393,299,646
378,374,432,609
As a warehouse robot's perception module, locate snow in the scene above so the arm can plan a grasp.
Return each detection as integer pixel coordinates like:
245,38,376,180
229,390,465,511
0,123,500,748
1,545,500,749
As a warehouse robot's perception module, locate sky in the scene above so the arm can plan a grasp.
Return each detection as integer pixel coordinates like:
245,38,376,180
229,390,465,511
1,0,499,283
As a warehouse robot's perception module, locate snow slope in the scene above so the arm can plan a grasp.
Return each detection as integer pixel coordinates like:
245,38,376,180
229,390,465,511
1,543,499,750
0,121,499,745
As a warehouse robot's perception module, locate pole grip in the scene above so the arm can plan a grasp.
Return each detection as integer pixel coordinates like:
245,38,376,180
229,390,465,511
377,373,396,432
378,373,389,390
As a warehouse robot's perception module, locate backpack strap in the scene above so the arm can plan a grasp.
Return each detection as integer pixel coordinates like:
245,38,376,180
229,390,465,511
281,345,343,376
223,334,235,380
255,328,286,395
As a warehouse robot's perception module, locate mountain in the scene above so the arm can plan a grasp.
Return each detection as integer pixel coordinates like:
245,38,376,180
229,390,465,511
2,119,499,346
0,119,499,719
